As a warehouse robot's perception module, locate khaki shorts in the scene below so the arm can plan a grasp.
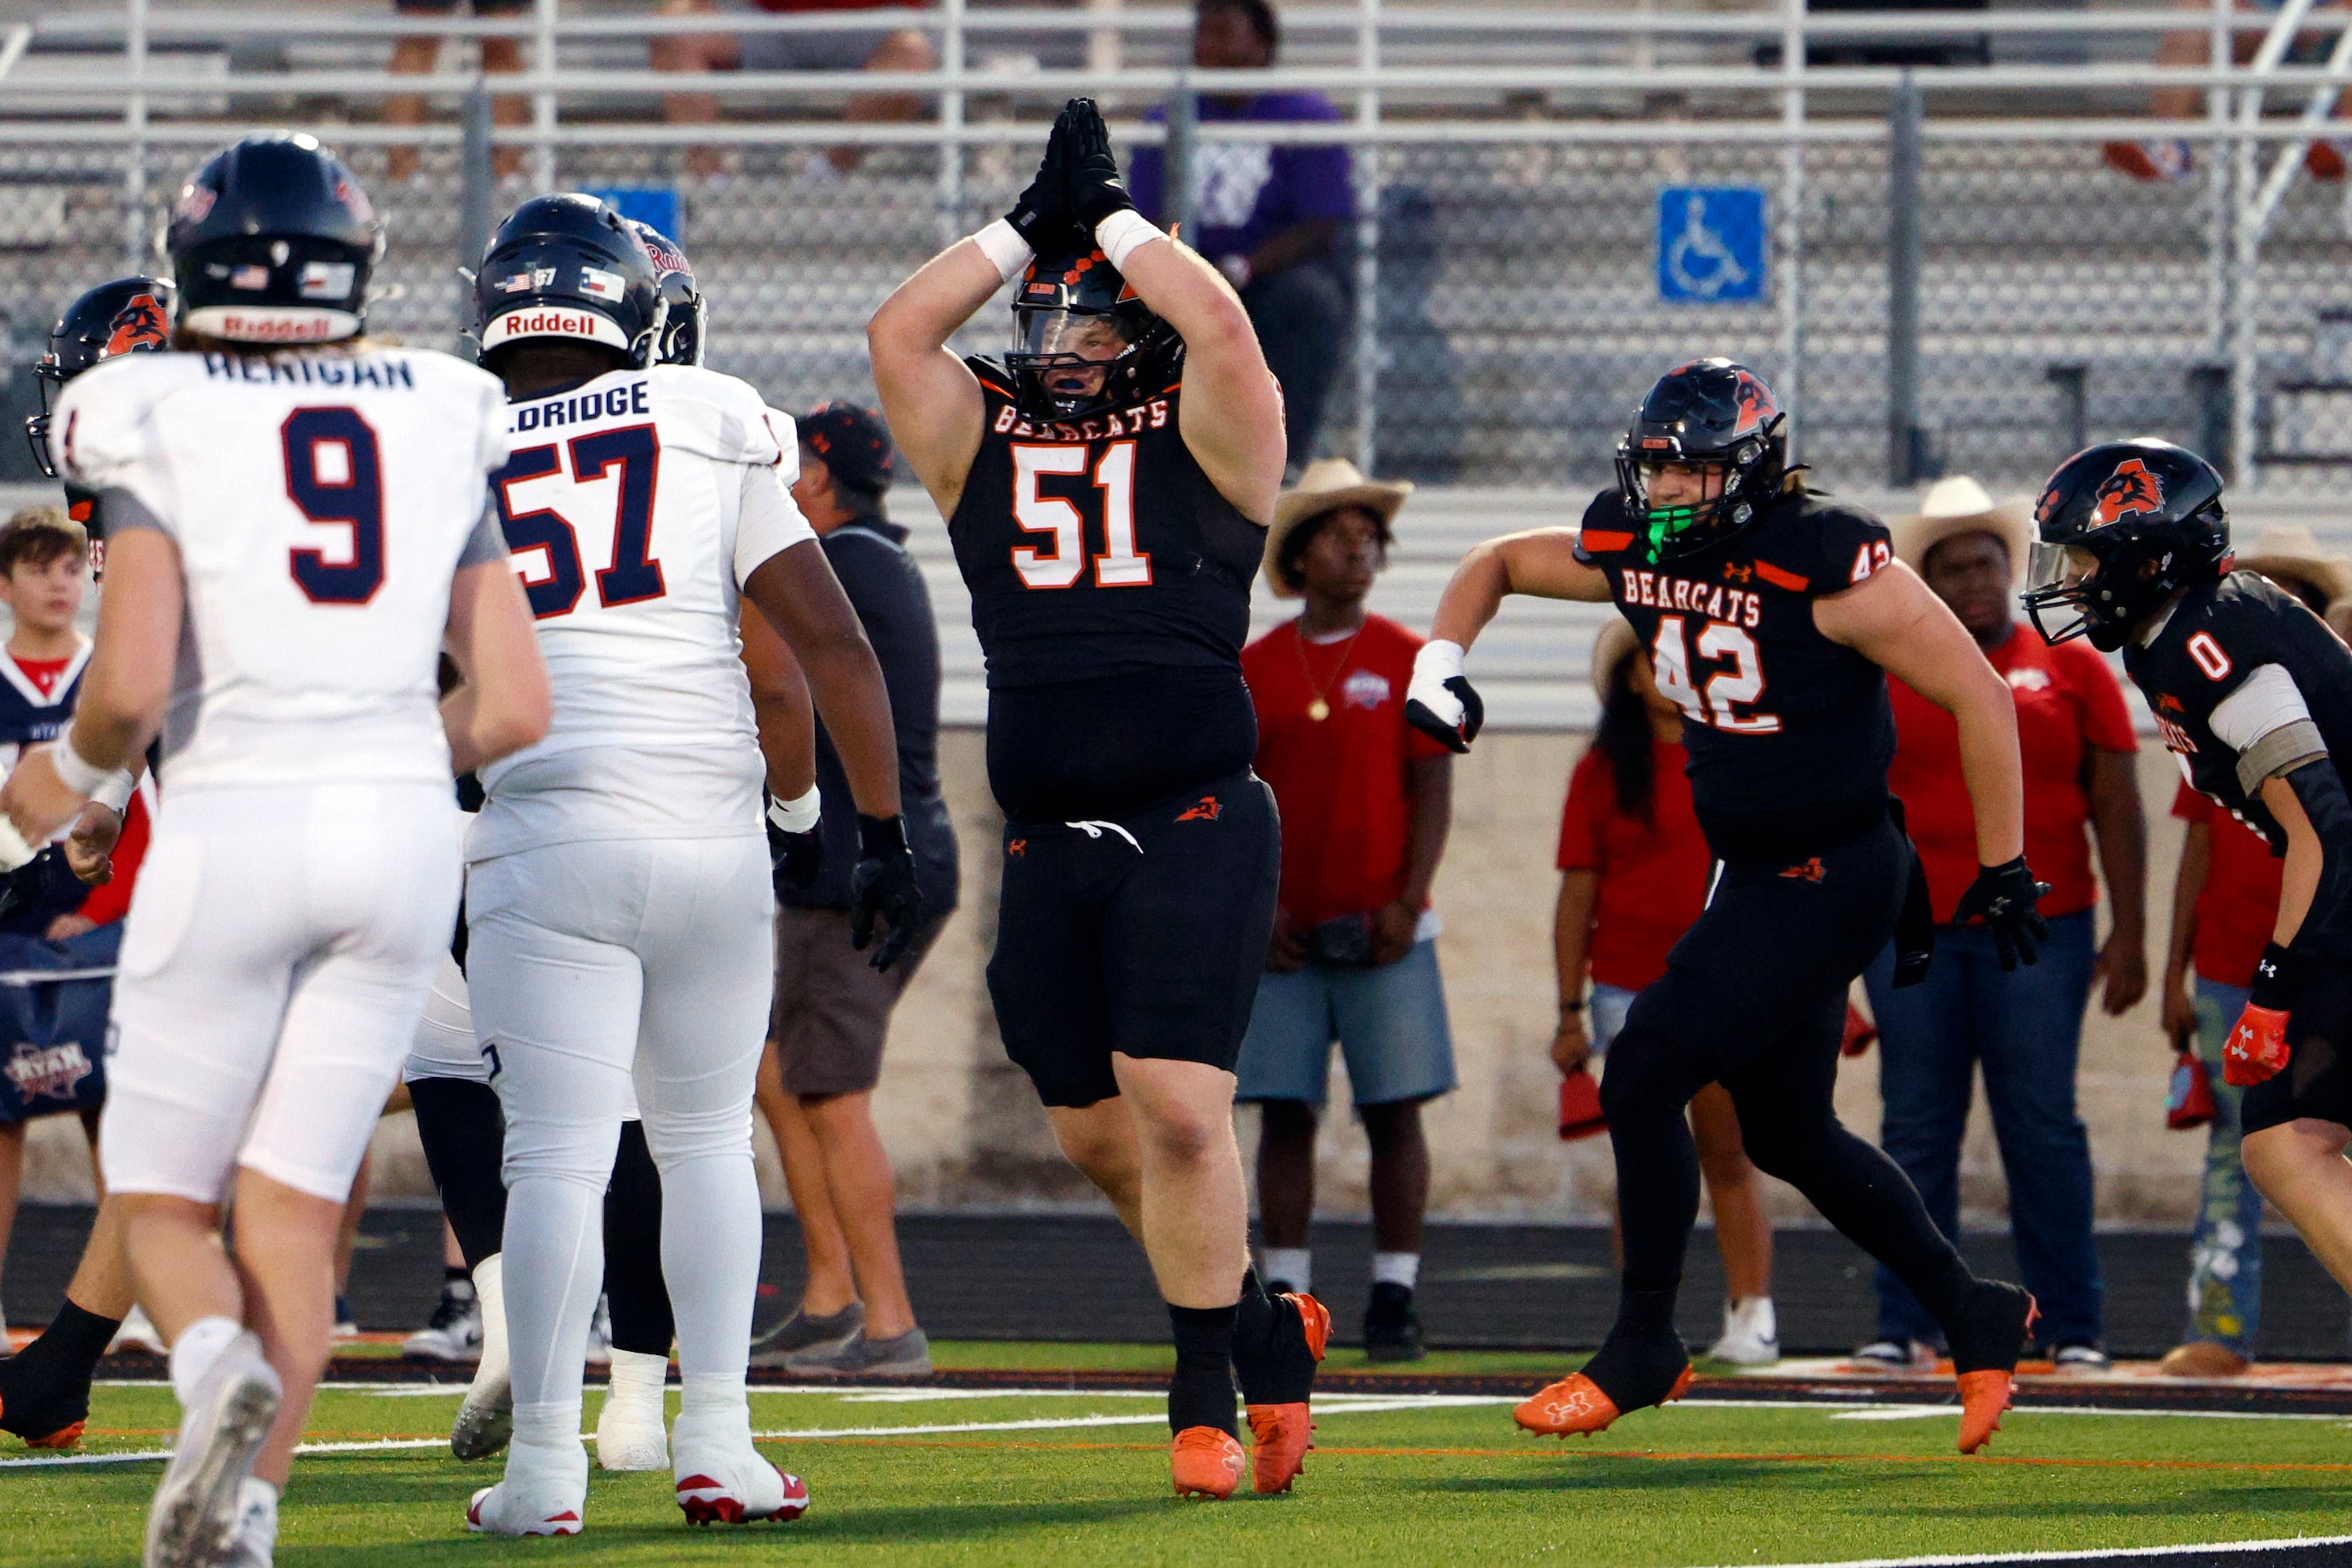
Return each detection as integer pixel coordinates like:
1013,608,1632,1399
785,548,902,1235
771,905,932,1097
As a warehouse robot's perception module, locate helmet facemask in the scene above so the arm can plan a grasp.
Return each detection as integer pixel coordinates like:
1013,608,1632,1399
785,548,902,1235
2022,517,2214,652
1613,412,1785,562
1009,305,1146,421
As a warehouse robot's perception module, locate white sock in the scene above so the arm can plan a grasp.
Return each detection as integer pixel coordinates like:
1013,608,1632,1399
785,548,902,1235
471,1252,509,1393
1262,1248,1312,1295
658,1152,763,1385
678,1372,751,1435
168,1316,242,1407
604,1347,670,1416
1371,1252,1421,1291
500,1175,605,1445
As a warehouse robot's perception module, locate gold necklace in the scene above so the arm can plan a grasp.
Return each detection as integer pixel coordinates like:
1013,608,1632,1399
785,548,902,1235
1296,620,1366,722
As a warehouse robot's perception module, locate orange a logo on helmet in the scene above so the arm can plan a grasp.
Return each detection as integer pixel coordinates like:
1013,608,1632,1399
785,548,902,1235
102,294,169,359
2089,458,2165,528
1731,372,1778,438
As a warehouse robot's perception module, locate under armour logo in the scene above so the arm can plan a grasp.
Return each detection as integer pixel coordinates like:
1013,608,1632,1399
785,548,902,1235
1176,796,1222,822
1779,857,1827,883
1008,838,1027,858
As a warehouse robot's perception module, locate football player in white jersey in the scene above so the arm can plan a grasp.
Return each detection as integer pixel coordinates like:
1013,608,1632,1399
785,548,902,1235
0,133,551,1568
459,195,919,1537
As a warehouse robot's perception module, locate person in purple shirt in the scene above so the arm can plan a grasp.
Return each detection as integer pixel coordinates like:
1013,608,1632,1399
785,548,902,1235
1129,0,1353,471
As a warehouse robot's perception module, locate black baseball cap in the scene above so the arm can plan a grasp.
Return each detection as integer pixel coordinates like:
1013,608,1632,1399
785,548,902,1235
801,402,896,496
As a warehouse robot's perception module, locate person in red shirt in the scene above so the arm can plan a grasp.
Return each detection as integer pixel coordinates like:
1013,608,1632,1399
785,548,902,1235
1555,617,1779,1366
1859,478,2147,1371
2154,527,2349,1377
1237,460,1454,1362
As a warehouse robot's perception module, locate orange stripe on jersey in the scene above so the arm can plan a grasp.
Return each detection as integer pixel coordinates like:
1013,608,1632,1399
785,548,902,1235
1753,560,1809,592
976,377,1015,398
1581,529,1636,553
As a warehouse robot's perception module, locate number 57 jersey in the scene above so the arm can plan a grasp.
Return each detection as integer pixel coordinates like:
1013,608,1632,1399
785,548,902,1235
52,345,512,792
1575,487,1899,837
468,362,814,862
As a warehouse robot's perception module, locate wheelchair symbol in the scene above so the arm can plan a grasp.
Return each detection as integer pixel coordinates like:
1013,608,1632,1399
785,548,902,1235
1657,185,1766,304
1667,194,1748,299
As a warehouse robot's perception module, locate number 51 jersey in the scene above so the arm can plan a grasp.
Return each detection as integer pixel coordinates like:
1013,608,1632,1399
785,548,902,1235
1576,487,1899,837
52,345,511,792
468,362,815,862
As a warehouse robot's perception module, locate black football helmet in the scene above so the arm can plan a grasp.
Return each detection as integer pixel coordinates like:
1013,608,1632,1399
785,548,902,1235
26,276,175,480
628,220,705,367
2025,438,2229,652
1613,358,1790,561
1005,242,1179,422
475,195,665,372
168,133,380,345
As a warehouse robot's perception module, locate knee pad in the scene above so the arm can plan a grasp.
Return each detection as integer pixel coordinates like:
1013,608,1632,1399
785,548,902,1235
499,1113,625,1192
638,1104,755,1171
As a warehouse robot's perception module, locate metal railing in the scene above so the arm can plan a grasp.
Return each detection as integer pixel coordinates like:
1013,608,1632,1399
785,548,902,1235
13,0,2352,491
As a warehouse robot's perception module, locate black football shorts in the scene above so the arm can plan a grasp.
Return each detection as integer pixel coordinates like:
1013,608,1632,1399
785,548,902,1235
987,767,1279,1109
2243,961,2352,1136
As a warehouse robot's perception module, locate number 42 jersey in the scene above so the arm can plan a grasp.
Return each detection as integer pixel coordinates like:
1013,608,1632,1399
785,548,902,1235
1576,488,1899,840
469,363,815,862
52,345,511,793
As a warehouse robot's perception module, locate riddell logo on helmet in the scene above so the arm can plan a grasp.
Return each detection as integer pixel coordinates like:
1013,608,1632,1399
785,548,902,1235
2089,458,2165,527
214,311,341,342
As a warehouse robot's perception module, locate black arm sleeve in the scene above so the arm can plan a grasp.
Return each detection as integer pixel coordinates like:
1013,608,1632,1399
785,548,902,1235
2285,756,2352,964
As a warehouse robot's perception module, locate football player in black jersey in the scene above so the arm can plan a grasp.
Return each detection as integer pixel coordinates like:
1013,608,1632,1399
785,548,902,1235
2028,438,2352,1307
870,99,1325,1500
1412,360,2047,1454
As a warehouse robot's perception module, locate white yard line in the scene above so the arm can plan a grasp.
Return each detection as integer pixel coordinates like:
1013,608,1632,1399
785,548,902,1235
1712,1535,2352,1567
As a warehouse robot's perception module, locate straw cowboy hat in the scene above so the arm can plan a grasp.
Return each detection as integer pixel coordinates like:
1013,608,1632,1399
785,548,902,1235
1889,476,2036,582
1589,615,1640,705
1262,458,1414,599
2235,524,2352,611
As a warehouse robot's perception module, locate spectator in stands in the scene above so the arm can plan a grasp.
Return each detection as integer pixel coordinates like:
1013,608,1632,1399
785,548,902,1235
2104,2,2349,184
747,403,955,1377
1128,0,1354,473
1237,460,1454,1361
653,0,935,179
1555,617,1780,1367
2157,527,2350,1377
0,508,150,1323
1857,476,2145,1372
382,0,529,183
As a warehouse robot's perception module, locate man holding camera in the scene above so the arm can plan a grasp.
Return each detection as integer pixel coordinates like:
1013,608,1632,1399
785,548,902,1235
1237,458,1457,1362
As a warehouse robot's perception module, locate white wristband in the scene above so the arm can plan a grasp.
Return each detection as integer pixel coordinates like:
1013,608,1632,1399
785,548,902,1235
1418,639,1466,683
0,817,32,873
974,219,1034,284
768,786,821,835
91,770,135,813
1094,210,1165,271
47,724,110,799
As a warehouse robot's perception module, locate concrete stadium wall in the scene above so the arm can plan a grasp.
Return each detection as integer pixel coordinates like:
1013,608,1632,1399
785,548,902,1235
18,730,2203,1230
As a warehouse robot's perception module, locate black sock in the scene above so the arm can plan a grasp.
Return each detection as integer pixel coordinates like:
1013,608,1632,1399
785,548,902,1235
602,1120,675,1358
1577,1286,1689,1412
0,1300,115,1439
409,1076,508,1271
444,1265,471,1287
1167,1302,1239,1436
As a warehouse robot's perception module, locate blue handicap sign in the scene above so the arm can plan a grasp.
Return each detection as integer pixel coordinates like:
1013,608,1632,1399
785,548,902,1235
1656,186,1767,304
584,185,682,244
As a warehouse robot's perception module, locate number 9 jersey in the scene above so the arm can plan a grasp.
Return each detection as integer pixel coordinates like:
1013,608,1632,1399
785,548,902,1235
51,343,512,792
1576,486,1899,850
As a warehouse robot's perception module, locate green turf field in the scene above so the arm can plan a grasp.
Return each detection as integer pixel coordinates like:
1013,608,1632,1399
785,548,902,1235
8,1351,2352,1567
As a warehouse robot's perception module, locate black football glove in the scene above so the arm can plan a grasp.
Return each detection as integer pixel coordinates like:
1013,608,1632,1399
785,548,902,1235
1059,97,1138,233
1005,106,1077,251
1950,856,2051,972
0,847,60,927
766,812,824,900
1404,640,1484,754
849,812,927,973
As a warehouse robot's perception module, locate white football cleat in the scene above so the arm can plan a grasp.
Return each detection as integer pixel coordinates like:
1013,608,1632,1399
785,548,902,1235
145,1329,281,1568
110,1305,166,1358
1706,1297,1781,1368
595,1348,670,1472
219,1478,279,1568
402,1279,483,1362
451,1256,511,1462
464,1438,588,1537
672,1410,808,1525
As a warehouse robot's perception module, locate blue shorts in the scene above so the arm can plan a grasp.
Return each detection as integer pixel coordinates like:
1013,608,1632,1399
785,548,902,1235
1235,938,1457,1108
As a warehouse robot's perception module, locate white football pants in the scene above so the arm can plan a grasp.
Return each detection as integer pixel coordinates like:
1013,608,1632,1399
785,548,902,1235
464,834,772,1446
100,782,461,1204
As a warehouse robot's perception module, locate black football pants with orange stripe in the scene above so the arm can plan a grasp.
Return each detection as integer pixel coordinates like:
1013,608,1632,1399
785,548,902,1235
1597,815,1976,1357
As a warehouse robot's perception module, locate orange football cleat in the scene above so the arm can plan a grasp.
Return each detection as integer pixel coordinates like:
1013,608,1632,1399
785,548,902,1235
1244,1404,1313,1495
25,1419,84,1450
1514,1364,1693,1438
1171,1426,1245,1500
1955,1369,2014,1454
1282,1291,1331,1359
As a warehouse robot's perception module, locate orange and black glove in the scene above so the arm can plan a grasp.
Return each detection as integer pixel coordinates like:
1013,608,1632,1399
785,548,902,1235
2225,943,2303,1087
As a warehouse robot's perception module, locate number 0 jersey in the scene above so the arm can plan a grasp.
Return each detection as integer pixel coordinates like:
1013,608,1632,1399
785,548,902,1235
468,364,815,863
948,360,1267,822
2123,570,2352,850
1576,488,1898,849
53,345,510,794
